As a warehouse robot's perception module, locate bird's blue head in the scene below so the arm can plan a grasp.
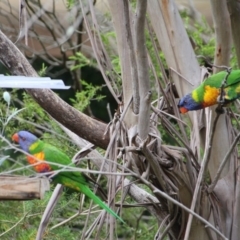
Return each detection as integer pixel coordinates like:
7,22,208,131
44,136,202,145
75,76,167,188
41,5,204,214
178,93,203,113
12,131,38,152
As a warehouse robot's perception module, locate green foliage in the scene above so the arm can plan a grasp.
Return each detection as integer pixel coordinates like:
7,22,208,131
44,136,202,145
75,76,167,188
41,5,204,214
182,13,215,65
0,191,79,240
69,52,107,113
230,46,238,69
0,91,128,239
38,63,47,77
100,31,123,91
69,52,92,71
70,80,105,112
111,56,121,76
66,0,75,10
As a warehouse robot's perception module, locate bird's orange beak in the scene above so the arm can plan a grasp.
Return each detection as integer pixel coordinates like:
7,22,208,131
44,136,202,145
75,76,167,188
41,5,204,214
179,107,188,114
12,133,19,143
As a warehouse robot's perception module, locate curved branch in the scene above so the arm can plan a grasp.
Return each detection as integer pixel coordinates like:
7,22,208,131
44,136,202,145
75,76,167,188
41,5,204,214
0,30,109,149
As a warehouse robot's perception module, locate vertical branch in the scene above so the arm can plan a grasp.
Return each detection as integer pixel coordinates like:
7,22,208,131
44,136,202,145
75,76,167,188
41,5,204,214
107,0,138,128
123,0,140,114
134,0,150,140
227,0,240,67
210,0,231,73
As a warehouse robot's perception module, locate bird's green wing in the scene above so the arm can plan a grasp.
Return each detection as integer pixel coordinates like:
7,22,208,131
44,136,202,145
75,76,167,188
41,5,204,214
41,143,73,169
42,143,92,184
224,71,240,102
203,70,240,103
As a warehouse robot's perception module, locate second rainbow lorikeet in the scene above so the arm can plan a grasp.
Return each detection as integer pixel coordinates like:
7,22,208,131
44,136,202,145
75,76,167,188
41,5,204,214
178,70,240,113
12,130,124,223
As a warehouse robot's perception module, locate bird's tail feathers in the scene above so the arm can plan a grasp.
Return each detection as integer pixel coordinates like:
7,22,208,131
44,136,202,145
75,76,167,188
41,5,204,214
81,186,124,223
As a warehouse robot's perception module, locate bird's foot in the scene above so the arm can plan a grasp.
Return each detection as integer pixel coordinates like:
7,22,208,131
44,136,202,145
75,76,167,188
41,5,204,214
215,105,225,114
216,95,226,104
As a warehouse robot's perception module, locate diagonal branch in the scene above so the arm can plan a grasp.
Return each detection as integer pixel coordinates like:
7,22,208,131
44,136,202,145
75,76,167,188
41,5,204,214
0,30,109,149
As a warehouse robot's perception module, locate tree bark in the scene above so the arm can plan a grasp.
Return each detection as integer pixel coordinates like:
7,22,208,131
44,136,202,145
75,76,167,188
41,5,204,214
107,0,138,129
227,0,240,67
210,0,231,72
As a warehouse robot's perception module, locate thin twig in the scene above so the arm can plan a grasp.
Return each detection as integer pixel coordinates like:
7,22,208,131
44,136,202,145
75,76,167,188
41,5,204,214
208,131,240,192
0,212,28,237
36,184,63,240
154,214,170,240
152,107,199,169
169,67,194,85
196,56,231,72
50,206,99,230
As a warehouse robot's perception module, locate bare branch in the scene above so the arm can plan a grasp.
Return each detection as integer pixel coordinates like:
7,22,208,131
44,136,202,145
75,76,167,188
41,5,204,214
135,0,150,140
123,0,139,114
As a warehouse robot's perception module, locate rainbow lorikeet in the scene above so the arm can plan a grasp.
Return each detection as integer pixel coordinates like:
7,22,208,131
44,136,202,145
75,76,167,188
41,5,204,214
12,130,124,223
178,70,240,113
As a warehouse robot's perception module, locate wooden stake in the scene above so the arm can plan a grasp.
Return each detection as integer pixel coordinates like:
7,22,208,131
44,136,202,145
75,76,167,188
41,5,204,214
0,175,50,200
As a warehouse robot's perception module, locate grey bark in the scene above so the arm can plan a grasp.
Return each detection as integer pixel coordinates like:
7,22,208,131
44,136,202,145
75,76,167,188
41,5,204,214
227,0,240,67
210,0,231,71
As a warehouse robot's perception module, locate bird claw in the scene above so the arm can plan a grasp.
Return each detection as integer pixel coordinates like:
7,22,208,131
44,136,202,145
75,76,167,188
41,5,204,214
215,105,225,114
216,95,226,104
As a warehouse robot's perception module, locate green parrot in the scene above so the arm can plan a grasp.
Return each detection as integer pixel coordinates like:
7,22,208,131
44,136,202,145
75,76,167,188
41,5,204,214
178,70,240,113
12,130,124,223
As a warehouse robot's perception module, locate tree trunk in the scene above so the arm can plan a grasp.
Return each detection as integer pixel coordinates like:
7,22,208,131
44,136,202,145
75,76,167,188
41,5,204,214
227,0,240,67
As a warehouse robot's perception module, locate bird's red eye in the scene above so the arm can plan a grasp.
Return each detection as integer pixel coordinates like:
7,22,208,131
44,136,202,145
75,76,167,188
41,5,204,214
20,137,26,141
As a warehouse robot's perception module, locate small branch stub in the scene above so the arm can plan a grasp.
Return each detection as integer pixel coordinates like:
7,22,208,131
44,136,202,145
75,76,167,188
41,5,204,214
0,175,50,200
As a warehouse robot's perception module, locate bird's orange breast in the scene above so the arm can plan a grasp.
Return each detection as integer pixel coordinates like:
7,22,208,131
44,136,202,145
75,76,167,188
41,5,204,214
203,85,220,107
27,152,51,173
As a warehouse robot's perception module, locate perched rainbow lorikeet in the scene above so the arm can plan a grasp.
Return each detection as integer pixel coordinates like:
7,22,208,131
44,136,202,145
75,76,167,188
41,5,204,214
178,70,240,113
12,130,124,223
